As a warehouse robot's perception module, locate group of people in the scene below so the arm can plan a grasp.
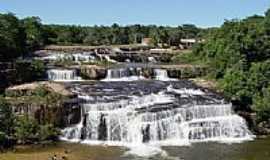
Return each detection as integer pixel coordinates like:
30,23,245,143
50,153,68,160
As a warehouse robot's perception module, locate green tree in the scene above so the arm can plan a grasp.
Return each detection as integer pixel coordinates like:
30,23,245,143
14,116,39,144
219,69,252,108
22,16,45,51
38,124,60,141
30,59,46,79
0,96,14,136
192,7,270,123
0,13,25,61
253,86,270,122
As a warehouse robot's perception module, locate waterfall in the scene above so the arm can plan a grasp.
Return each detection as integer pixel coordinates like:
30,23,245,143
47,69,82,81
154,69,177,81
103,55,117,63
148,57,156,63
40,52,118,63
72,52,95,62
61,82,254,147
102,68,145,81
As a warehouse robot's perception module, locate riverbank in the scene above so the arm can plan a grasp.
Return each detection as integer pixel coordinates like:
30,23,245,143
0,142,124,160
1,137,270,160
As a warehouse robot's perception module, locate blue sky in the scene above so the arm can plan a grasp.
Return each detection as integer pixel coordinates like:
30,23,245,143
0,0,269,27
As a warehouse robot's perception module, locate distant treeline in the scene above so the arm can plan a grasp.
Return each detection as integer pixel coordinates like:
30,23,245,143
0,12,206,61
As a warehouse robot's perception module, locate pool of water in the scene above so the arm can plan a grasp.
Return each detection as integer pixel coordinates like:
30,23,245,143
1,137,270,160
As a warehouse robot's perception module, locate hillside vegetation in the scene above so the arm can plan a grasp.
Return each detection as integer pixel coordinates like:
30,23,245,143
178,9,270,124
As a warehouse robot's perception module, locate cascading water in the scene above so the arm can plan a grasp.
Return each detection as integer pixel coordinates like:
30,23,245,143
47,69,82,81
40,51,117,64
61,81,254,156
102,68,145,81
154,69,177,81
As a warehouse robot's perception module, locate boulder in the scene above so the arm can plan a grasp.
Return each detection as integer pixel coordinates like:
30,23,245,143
80,65,106,80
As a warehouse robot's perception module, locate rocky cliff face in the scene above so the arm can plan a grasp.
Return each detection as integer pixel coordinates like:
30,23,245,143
5,82,81,128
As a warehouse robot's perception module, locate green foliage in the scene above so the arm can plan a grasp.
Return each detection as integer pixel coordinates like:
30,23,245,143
0,94,61,146
0,131,6,144
14,116,39,144
0,96,14,147
0,13,25,61
15,59,45,83
247,61,270,93
43,24,202,46
219,69,252,107
171,50,203,65
38,124,60,141
33,85,49,97
192,8,270,122
30,59,46,79
253,86,270,122
22,17,45,51
0,96,14,135
14,116,60,144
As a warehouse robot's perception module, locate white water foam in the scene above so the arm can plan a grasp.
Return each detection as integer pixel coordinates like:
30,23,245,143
61,84,254,157
154,69,178,81
167,85,205,95
102,68,146,81
102,76,146,82
47,69,83,82
125,145,168,157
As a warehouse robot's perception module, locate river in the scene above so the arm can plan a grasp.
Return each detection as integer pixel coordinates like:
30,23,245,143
1,66,267,160
1,137,270,160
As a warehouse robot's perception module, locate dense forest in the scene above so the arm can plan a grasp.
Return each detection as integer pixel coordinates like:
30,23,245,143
0,12,204,61
181,9,270,125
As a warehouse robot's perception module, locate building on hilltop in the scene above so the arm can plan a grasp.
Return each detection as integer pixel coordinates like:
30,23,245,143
179,38,205,49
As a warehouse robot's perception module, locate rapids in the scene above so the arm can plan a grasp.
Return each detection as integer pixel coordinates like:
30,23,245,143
61,80,254,157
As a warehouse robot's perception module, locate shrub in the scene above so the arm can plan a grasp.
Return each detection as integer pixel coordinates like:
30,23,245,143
15,60,46,83
253,86,270,122
14,116,61,144
14,116,39,144
0,96,14,135
38,124,60,141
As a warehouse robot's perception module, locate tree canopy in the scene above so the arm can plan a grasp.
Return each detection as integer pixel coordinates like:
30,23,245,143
0,13,25,61
192,9,270,122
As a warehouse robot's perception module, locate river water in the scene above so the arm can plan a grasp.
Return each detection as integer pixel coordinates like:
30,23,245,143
2,137,269,160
